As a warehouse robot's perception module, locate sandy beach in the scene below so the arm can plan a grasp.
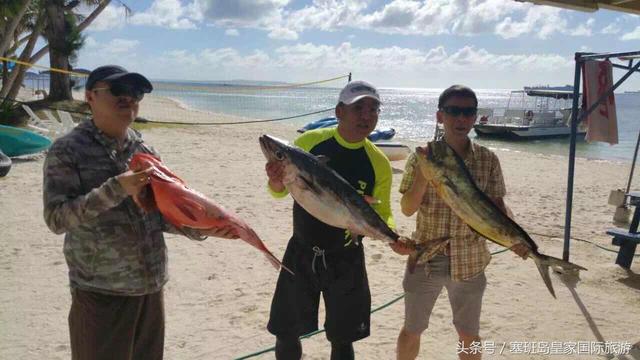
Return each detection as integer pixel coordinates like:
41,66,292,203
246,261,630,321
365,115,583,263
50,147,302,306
1,93,639,360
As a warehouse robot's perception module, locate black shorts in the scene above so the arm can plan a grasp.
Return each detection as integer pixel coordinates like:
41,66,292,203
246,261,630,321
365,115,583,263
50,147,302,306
267,237,371,343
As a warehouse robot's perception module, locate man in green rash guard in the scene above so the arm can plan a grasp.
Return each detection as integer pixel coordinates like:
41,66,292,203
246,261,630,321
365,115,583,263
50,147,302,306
264,80,402,360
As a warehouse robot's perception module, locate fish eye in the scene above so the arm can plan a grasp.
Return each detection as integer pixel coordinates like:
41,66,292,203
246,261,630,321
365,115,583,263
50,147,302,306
275,151,284,160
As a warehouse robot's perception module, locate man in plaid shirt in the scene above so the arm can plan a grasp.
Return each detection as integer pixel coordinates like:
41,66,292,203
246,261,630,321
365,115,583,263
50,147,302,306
390,85,529,360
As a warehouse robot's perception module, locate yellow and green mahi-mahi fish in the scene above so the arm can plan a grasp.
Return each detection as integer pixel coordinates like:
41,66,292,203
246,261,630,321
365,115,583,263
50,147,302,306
416,141,586,298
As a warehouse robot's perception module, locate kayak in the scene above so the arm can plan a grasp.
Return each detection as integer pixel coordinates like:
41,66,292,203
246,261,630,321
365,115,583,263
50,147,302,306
0,124,52,157
0,149,10,177
374,142,411,161
298,118,396,142
367,128,395,142
297,117,337,133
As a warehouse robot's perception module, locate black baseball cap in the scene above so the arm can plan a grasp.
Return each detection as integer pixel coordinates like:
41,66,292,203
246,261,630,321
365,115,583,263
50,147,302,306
85,65,153,93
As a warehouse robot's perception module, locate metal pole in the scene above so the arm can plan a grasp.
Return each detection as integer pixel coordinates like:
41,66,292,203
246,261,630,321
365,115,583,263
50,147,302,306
563,53,583,262
626,129,640,196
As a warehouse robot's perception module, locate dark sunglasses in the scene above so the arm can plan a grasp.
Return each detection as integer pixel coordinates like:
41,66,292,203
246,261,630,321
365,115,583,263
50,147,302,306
440,106,477,117
92,82,145,102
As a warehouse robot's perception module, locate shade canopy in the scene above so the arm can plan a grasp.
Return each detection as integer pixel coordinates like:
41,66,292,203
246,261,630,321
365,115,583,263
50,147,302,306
516,0,640,14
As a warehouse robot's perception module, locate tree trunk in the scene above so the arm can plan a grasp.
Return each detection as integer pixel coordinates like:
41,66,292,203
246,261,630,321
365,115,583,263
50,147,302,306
0,10,45,104
30,0,112,65
0,0,32,56
45,0,71,101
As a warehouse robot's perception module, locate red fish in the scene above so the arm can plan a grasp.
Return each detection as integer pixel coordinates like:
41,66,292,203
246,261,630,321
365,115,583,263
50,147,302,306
130,153,292,275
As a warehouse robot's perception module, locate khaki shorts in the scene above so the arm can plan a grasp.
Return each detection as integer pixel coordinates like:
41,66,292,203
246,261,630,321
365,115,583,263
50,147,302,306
402,254,486,336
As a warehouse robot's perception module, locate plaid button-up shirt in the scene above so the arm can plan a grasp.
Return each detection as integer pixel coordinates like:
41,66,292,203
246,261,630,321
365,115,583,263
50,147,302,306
399,141,506,281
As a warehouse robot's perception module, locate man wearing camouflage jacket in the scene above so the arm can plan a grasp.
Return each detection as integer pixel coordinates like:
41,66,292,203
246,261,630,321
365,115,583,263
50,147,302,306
43,65,236,360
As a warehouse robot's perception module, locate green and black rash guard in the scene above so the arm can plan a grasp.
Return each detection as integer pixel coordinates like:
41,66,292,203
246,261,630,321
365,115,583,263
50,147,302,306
270,127,395,251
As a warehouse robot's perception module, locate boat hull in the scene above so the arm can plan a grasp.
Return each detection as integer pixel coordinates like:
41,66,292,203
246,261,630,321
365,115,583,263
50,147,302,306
474,124,585,139
374,142,411,161
0,124,52,157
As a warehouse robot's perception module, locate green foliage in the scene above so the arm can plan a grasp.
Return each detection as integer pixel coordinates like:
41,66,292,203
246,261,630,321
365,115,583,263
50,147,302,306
62,11,85,62
0,100,18,123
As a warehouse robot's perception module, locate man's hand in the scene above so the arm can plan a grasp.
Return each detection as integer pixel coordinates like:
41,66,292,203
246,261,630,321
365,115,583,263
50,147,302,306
200,226,240,239
265,161,285,193
510,243,530,260
116,167,154,197
389,239,414,255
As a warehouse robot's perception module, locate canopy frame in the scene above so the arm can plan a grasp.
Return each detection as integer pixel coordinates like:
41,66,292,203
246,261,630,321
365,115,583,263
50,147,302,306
563,50,640,261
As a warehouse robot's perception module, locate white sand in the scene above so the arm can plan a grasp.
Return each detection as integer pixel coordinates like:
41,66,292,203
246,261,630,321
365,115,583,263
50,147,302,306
1,94,639,359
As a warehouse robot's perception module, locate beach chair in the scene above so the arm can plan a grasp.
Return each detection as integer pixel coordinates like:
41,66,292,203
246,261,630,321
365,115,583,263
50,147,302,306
21,104,65,139
56,109,77,133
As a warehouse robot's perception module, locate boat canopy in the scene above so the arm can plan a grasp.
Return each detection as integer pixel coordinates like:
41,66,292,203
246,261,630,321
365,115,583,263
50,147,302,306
522,86,575,99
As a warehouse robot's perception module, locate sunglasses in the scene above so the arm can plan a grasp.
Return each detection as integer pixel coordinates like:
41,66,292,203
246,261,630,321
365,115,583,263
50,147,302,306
440,106,477,117
92,82,145,102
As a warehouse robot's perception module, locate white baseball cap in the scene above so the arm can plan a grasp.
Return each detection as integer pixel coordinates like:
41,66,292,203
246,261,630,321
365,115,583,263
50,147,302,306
338,80,381,105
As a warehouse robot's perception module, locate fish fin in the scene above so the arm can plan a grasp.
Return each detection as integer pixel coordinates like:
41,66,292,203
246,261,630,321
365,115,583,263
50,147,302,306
174,197,206,222
315,155,331,165
297,174,321,195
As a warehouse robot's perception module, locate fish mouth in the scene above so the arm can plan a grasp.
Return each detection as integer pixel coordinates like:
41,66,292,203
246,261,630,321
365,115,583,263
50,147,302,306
259,134,288,162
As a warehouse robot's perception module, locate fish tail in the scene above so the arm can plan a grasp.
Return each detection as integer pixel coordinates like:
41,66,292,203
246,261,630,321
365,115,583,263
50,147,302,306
532,256,556,299
245,227,295,276
405,236,450,274
264,251,295,276
533,253,587,298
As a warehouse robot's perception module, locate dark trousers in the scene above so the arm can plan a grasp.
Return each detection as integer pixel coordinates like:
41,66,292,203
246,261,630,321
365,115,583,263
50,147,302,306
69,287,165,360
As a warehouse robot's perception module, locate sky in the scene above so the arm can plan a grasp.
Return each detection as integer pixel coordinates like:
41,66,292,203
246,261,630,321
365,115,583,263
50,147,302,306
64,0,640,90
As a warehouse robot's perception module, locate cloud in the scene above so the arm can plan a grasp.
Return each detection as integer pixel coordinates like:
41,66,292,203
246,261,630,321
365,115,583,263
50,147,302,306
127,0,591,41
84,4,129,31
225,28,239,36
495,6,567,39
81,37,140,54
103,39,141,54
621,26,640,40
161,47,272,69
131,0,198,29
571,18,594,36
268,27,298,40
601,22,621,34
197,0,289,25
107,41,576,89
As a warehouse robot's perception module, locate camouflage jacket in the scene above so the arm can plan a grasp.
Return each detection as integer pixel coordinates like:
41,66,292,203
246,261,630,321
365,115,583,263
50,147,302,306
43,119,194,296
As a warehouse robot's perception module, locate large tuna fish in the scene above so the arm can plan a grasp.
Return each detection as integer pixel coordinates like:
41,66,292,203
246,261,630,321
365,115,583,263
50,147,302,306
259,134,447,264
415,141,586,298
129,153,292,275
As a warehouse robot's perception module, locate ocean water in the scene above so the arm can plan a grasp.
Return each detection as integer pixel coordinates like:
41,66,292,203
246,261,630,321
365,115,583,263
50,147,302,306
24,77,638,162
153,83,639,162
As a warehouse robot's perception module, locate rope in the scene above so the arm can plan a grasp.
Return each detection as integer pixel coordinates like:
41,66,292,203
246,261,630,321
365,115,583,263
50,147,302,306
1,96,335,126
233,247,510,360
530,231,640,257
134,107,335,126
234,231,637,359
0,56,88,77
153,74,350,93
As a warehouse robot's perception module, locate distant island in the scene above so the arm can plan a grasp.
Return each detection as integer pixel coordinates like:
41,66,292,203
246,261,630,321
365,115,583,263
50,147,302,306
151,79,290,87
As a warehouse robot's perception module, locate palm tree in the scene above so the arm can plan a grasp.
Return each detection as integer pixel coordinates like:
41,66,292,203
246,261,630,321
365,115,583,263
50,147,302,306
0,0,130,103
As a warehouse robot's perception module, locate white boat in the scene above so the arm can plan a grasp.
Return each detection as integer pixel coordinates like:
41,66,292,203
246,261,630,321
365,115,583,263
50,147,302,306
374,142,411,161
473,86,586,139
